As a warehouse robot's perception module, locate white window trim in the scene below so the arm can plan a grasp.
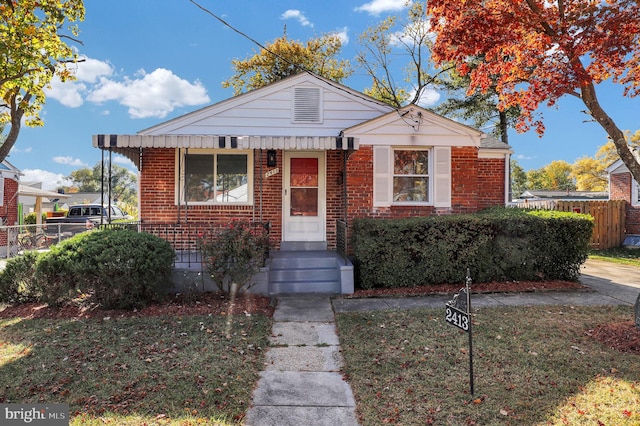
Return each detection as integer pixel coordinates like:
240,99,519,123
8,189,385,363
391,147,433,206
175,149,254,206
633,179,640,206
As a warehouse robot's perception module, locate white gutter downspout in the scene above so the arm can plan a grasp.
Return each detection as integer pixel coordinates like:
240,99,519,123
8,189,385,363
505,152,511,204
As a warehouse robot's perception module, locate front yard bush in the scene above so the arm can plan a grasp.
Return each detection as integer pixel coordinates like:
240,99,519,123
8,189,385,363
0,251,42,303
1,229,175,309
352,207,593,289
199,220,271,295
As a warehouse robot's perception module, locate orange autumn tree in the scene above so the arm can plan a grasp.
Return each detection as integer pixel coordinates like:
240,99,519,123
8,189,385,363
427,0,640,182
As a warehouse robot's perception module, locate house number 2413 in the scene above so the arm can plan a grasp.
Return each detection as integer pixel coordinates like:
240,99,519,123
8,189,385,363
445,307,470,331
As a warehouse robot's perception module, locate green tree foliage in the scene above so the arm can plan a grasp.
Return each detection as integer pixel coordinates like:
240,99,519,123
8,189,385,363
434,57,521,144
526,160,576,191
570,129,640,191
357,2,443,107
0,0,85,162
510,159,528,199
571,157,607,191
222,33,352,95
65,161,137,205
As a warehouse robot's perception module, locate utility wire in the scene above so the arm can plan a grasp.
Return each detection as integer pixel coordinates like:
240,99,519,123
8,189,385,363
188,0,305,74
188,0,417,122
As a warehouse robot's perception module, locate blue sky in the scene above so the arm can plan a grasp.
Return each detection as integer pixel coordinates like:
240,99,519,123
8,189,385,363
9,0,640,189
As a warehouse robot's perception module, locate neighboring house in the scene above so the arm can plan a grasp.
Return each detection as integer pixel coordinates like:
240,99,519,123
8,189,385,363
0,161,20,258
92,72,512,294
608,159,640,235
17,183,71,225
0,160,20,227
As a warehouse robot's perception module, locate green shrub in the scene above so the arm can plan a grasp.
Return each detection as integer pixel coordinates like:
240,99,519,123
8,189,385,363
33,244,81,306
352,207,593,289
0,251,43,303
199,221,270,295
35,229,175,309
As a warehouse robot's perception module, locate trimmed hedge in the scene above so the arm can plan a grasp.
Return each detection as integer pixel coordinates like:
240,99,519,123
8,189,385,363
352,208,593,289
0,229,175,309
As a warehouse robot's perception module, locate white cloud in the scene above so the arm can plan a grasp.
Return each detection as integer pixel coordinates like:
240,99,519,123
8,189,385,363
113,155,136,168
20,169,71,191
9,146,32,154
53,156,87,167
408,86,440,107
46,58,114,108
87,68,211,119
390,19,433,47
516,154,535,161
355,0,410,15
281,9,313,27
45,56,210,118
331,27,349,45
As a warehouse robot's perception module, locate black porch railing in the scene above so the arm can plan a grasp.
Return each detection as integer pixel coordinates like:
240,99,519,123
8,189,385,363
99,221,270,267
336,219,348,262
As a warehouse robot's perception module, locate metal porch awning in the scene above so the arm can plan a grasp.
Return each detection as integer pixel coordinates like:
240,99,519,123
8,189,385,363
92,134,358,169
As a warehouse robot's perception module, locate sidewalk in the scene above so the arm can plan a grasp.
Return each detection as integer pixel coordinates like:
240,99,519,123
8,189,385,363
245,259,640,425
244,295,359,426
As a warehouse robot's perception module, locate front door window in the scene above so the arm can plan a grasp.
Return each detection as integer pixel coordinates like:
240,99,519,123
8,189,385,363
290,158,318,216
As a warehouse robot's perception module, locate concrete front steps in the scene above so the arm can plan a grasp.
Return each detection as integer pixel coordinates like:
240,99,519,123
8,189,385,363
170,241,355,296
268,242,354,295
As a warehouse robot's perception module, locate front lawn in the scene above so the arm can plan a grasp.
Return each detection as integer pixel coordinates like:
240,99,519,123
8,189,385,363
590,247,640,267
336,305,640,425
0,311,271,425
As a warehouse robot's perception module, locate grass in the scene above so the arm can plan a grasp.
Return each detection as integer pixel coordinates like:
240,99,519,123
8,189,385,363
589,247,640,267
0,313,271,425
336,305,640,425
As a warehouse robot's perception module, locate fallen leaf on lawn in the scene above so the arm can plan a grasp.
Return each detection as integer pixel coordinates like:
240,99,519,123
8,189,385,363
472,398,482,404
500,409,509,416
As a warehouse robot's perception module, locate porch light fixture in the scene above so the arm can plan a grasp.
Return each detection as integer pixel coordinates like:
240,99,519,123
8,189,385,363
267,150,277,167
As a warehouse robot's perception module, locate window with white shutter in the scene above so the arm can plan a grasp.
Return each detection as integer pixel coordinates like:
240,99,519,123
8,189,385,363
373,146,391,206
433,147,451,207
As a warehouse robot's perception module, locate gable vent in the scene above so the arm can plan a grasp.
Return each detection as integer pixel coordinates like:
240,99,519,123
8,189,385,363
293,86,322,123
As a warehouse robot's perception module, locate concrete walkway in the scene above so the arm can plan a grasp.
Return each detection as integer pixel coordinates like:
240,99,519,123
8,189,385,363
246,259,640,425
244,295,360,426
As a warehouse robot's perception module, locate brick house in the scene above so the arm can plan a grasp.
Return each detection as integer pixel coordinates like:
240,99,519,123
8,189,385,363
608,158,640,235
0,161,20,258
93,73,511,294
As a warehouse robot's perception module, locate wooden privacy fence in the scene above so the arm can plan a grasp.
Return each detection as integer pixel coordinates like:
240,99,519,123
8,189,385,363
513,199,626,250
555,200,626,250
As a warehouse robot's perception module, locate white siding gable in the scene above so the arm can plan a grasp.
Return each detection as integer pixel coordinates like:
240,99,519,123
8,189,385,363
139,73,392,137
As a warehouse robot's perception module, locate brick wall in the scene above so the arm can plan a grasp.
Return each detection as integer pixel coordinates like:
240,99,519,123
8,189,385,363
609,172,631,202
477,157,506,209
139,148,284,247
0,177,19,246
139,146,507,249
608,172,640,234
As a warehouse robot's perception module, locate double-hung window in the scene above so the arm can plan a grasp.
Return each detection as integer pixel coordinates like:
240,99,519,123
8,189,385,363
178,149,253,205
392,149,430,203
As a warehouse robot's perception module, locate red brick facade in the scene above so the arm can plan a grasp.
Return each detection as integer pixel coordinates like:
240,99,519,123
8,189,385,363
138,146,507,249
608,171,640,234
0,177,19,246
